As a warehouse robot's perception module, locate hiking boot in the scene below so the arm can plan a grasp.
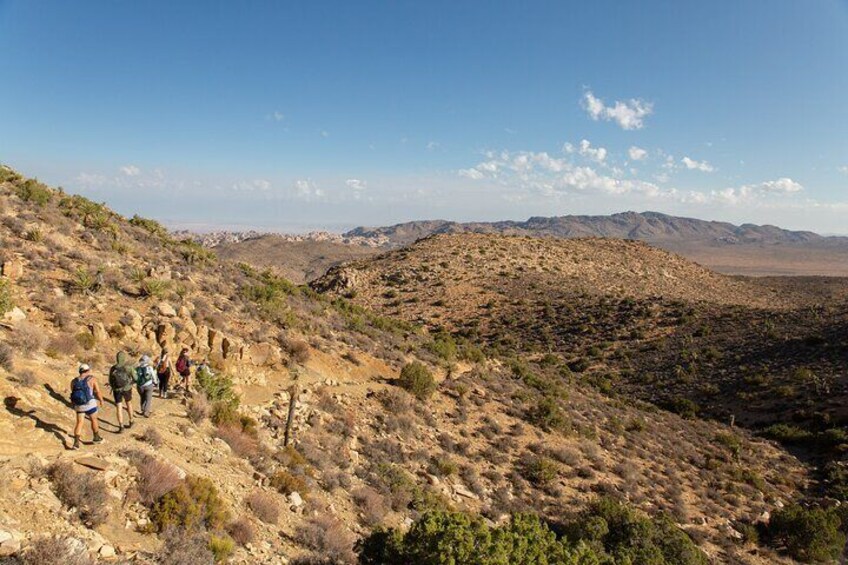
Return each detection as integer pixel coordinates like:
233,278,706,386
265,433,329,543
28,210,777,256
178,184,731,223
126,422,133,429
72,436,80,450
93,434,104,444
117,427,124,434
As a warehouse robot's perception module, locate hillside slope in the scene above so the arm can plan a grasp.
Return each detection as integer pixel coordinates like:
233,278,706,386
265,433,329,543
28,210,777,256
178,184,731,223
0,167,836,564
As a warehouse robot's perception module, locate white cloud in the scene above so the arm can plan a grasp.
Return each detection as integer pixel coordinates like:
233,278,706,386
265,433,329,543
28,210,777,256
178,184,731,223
578,139,607,163
320,130,329,138
345,178,367,191
294,179,325,199
459,168,485,180
681,157,714,172
231,179,271,191
704,178,803,205
120,165,140,176
267,110,284,122
838,166,848,175
628,146,648,161
582,90,653,130
426,141,441,151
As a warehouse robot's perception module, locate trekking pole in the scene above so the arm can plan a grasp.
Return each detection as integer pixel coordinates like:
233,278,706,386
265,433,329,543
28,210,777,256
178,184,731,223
283,384,299,447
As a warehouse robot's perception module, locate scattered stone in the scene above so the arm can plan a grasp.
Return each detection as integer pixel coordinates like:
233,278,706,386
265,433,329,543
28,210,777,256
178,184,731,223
99,544,116,558
453,483,479,500
156,302,177,317
75,456,110,471
2,307,26,323
288,492,304,508
1,259,23,280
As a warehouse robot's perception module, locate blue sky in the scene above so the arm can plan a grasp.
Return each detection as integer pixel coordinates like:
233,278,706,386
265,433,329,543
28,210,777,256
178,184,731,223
1,1,847,233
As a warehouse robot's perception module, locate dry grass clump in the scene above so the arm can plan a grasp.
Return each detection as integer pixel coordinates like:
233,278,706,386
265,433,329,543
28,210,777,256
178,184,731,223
270,469,309,496
0,342,13,371
226,517,255,546
157,527,214,565
9,321,47,356
281,336,311,365
215,424,260,458
22,536,93,565
131,452,182,505
246,490,280,524
353,486,389,527
47,462,110,526
296,514,356,563
186,393,210,424
45,334,79,358
142,426,164,448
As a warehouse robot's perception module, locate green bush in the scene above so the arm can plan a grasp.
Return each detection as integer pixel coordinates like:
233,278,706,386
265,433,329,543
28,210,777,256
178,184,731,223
0,279,12,315
520,456,558,486
269,470,309,496
398,361,436,401
526,397,568,432
209,534,235,563
15,179,52,206
760,423,814,444
196,366,238,406
426,331,457,362
129,214,169,238
150,476,230,532
767,504,846,562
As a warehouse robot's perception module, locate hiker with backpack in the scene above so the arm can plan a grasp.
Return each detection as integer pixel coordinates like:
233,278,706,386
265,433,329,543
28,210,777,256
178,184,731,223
136,355,158,418
175,347,192,396
108,351,135,432
154,347,174,399
70,364,104,449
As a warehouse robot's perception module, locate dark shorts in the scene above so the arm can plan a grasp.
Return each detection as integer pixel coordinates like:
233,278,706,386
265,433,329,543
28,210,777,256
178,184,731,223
82,407,97,416
114,389,132,403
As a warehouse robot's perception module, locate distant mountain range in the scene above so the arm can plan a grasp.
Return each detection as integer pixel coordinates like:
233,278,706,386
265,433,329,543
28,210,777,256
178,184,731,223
344,211,846,248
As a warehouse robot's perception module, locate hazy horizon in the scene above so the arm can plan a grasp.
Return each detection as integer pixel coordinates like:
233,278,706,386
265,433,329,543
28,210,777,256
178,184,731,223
2,1,847,233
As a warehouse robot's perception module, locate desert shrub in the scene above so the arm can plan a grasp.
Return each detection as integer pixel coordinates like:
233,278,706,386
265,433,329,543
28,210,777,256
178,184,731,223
0,342,13,371
209,534,235,562
426,331,458,362
0,278,12,315
297,514,356,563
180,239,216,266
357,511,596,565
131,452,182,506
141,278,170,298
282,336,311,365
70,267,99,294
45,334,79,358
9,321,46,356
187,393,210,424
25,226,44,242
196,366,238,405
129,214,169,238
157,528,214,565
520,455,559,487
13,369,37,387
664,396,700,419
564,496,707,564
47,462,110,526
16,178,52,206
760,423,814,444
766,504,846,562
142,426,164,448
226,517,255,546
246,490,280,524
22,535,93,565
525,397,568,432
270,469,309,496
215,424,259,458
150,476,230,532
398,361,436,401
354,487,390,527
823,461,848,500
75,331,96,351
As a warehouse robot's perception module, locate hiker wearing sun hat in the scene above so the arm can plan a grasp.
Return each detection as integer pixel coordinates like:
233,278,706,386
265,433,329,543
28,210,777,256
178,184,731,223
70,363,104,450
136,355,158,417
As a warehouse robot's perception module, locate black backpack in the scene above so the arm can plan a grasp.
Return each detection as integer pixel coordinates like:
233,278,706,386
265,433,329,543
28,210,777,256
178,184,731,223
110,365,133,391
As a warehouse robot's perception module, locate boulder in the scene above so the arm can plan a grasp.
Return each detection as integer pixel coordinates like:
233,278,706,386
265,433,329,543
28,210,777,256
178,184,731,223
90,322,108,343
98,544,116,558
2,307,26,324
248,343,282,367
1,258,23,280
288,491,304,508
156,302,177,317
121,309,143,331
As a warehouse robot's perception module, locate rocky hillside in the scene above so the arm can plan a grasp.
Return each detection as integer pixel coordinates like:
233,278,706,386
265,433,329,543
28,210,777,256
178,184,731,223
345,211,841,247
0,166,841,564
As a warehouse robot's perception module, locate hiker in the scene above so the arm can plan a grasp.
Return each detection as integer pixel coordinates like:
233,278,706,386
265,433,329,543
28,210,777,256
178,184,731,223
136,355,158,417
70,364,104,449
175,347,192,396
155,347,174,399
108,351,135,432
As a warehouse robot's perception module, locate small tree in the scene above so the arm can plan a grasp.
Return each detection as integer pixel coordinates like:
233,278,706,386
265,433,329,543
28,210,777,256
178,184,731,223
398,361,436,401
